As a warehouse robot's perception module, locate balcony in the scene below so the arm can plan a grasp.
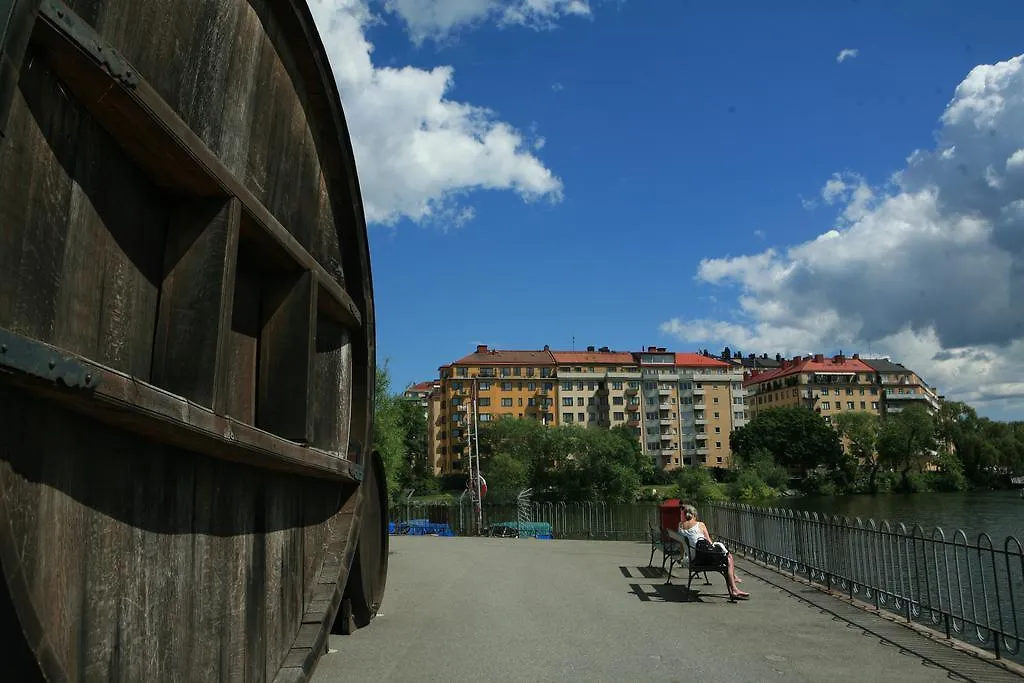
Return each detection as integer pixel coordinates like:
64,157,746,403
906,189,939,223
657,387,672,395
659,418,672,426
693,387,705,394
625,385,638,394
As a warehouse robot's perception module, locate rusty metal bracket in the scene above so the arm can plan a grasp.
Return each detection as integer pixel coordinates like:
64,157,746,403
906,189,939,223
0,327,99,390
37,0,137,88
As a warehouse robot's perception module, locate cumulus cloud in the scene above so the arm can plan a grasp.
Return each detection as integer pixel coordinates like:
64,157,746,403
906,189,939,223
836,48,859,63
308,0,564,226
660,55,1024,418
382,0,591,44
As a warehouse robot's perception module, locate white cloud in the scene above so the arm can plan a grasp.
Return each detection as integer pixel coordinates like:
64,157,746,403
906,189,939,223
308,0,563,226
382,0,591,44
552,82,565,92
836,48,859,63
660,54,1024,419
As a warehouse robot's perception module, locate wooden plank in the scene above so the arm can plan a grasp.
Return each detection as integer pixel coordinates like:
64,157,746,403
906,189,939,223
258,271,316,443
29,6,362,331
0,326,360,483
151,198,240,409
309,315,351,455
221,258,260,423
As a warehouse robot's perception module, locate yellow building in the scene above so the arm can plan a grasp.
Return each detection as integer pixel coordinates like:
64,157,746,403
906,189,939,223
433,345,557,472
744,353,882,423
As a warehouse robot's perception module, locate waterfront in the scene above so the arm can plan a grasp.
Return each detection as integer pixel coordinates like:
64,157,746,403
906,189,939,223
775,490,1023,543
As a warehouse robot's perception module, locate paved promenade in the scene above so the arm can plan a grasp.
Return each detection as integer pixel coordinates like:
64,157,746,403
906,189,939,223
313,536,1022,683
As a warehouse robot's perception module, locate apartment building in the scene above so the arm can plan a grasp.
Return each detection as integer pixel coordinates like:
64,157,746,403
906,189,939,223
427,344,749,474
744,353,880,423
553,348,640,430
402,380,434,416
743,353,941,424
673,352,748,470
433,345,557,472
861,358,942,415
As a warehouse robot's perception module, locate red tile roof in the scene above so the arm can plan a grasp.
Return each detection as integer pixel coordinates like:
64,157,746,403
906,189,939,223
674,353,732,368
743,354,875,387
406,381,435,393
451,346,556,366
552,351,636,364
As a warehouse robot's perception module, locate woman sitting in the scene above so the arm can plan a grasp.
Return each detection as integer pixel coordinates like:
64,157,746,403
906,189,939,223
677,504,750,599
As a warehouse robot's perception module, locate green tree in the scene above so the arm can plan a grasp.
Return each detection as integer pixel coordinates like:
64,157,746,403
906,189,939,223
833,411,883,492
731,407,845,473
373,365,404,500
395,399,436,493
877,404,936,491
675,466,727,504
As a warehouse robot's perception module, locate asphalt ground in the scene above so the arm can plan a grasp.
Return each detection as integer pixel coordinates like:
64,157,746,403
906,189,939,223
312,536,1022,683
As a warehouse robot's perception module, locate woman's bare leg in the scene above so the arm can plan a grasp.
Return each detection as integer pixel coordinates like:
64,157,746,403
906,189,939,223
727,555,749,597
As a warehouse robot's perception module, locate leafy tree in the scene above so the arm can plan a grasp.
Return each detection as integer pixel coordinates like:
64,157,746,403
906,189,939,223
833,411,883,492
731,407,844,473
675,466,727,504
877,404,936,491
373,365,404,500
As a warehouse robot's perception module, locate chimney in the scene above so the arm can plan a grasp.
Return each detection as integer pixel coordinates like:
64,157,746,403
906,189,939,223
599,346,610,352
587,345,595,352
543,344,550,351
476,344,488,353
834,353,845,363
852,353,860,360
814,353,824,362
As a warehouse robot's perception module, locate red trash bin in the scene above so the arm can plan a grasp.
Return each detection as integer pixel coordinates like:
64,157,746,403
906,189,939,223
658,498,682,541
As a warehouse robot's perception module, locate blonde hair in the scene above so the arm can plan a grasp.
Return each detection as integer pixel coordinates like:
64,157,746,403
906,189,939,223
683,504,698,521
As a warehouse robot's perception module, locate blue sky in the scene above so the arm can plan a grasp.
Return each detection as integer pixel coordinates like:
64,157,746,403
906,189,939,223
309,0,1024,419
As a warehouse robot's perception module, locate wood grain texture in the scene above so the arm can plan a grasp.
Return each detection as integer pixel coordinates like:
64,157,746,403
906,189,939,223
258,271,316,443
0,0,382,679
151,198,240,408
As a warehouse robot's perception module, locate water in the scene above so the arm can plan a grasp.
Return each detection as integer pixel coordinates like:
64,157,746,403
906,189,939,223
774,490,1024,546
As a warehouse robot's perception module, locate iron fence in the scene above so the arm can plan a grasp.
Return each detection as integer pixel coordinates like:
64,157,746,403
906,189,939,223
705,502,1024,662
389,499,659,541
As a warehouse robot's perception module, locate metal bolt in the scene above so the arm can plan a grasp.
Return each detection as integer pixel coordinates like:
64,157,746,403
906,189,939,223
85,374,92,385
0,344,6,353
49,359,56,369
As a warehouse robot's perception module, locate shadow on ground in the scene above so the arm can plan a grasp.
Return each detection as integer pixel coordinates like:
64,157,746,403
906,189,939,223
619,566,736,604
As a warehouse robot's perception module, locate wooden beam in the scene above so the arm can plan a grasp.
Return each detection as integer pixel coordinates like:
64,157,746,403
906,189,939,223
30,2,362,331
151,198,240,410
258,271,316,443
0,326,361,482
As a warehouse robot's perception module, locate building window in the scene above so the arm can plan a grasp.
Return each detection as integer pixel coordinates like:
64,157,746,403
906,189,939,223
612,381,623,390
479,413,492,422
528,382,536,390
588,382,596,391
500,368,511,377
545,382,554,391
872,401,879,409
457,367,467,377
563,413,573,423
860,401,866,409
716,456,723,463
513,367,521,376
577,397,585,406
562,382,572,391
714,426,721,433
518,398,523,407
526,368,535,377
715,441,722,449
479,397,491,407
479,381,490,390
501,382,512,391
563,397,573,406
713,411,719,418
452,382,463,390
528,398,535,407
713,397,719,403
614,412,624,420
501,398,513,407
847,401,854,409
613,396,623,405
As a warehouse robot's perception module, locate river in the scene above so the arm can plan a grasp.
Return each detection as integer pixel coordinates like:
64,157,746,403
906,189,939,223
774,489,1024,544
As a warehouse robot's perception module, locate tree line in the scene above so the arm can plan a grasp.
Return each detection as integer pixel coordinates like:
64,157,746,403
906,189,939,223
373,366,1024,504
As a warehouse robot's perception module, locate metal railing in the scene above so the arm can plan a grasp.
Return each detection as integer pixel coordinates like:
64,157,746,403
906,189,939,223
389,500,659,541
706,502,1023,661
